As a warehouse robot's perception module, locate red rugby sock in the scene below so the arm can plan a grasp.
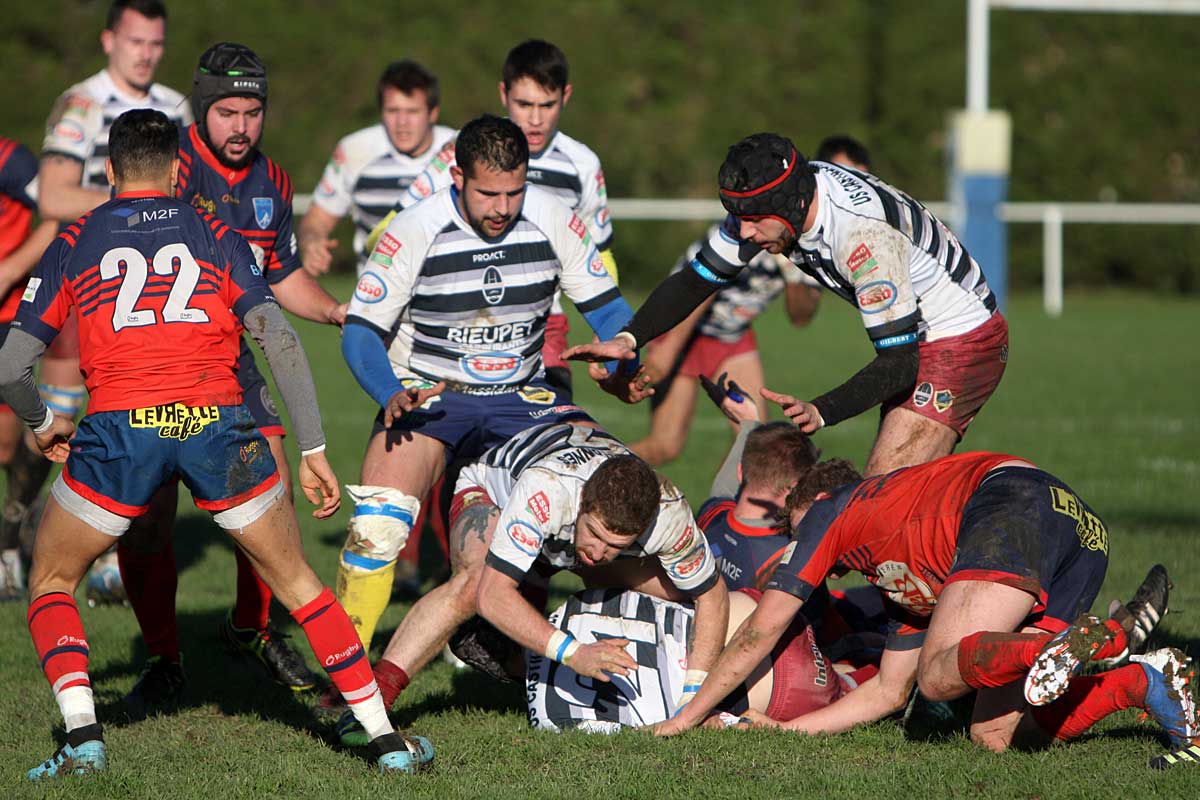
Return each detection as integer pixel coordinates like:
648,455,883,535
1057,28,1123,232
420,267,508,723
957,630,1051,689
28,592,96,730
292,588,378,705
1030,665,1147,741
118,542,180,663
374,658,410,710
232,547,273,633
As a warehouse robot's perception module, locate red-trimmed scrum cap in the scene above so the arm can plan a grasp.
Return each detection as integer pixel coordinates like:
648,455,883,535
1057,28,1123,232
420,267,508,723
718,133,816,236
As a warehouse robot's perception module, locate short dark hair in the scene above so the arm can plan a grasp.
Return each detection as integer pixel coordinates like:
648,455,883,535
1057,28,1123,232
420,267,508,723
108,108,178,183
502,39,568,92
784,459,863,519
816,135,872,171
376,59,439,111
454,114,528,179
580,455,660,536
741,422,820,495
106,0,167,31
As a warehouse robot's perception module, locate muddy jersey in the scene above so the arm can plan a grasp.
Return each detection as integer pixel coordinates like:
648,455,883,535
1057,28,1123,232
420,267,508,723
697,498,791,591
699,162,995,349
478,423,717,596
0,138,39,321
11,191,273,412
176,125,300,284
348,185,621,388
765,452,1018,617
527,589,693,732
42,69,191,192
311,124,456,268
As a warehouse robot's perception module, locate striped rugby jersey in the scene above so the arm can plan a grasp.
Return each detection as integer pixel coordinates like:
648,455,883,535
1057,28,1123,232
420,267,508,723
310,123,456,270
348,185,620,388
700,162,995,348
475,423,717,596
41,69,191,192
528,588,694,732
0,138,39,321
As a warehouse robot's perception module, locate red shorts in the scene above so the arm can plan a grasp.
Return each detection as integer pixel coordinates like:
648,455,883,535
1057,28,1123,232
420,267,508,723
885,312,1008,438
765,617,845,720
663,330,757,379
45,308,81,359
541,313,570,370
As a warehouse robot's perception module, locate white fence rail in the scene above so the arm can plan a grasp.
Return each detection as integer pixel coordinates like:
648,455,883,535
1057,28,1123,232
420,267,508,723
294,194,1200,317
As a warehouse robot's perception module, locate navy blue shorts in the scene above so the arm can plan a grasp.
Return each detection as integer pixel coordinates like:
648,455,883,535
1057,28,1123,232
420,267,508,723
946,466,1109,632
237,339,285,437
61,403,279,517
376,379,592,461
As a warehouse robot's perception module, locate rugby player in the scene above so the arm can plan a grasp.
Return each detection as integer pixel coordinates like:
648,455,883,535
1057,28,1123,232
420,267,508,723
335,114,648,655
567,133,1009,476
300,59,455,278
0,109,431,778
36,0,192,605
816,134,872,173
0,138,58,599
115,42,346,705
629,230,820,466
652,453,1196,766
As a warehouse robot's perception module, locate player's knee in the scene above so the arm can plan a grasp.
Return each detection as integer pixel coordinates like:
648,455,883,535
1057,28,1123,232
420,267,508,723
339,485,420,573
37,383,87,419
445,566,483,620
917,671,956,704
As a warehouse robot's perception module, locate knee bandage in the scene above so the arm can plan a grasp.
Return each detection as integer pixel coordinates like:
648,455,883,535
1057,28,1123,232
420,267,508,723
339,485,421,573
37,384,87,418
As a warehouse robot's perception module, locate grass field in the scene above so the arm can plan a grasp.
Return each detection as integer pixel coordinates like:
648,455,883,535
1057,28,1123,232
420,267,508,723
2,283,1198,798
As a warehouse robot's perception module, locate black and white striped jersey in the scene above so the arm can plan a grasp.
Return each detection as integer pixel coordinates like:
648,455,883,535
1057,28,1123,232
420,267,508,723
42,69,191,191
467,423,718,596
310,124,456,271
527,589,693,732
347,185,620,388
700,162,996,348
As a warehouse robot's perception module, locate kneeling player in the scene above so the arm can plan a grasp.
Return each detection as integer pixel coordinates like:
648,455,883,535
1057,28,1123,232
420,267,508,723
654,454,1196,767
0,110,429,778
528,587,850,732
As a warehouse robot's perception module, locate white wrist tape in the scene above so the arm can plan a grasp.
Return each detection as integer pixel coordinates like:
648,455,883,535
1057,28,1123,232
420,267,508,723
615,330,638,351
545,630,581,664
682,668,708,694
300,444,326,457
32,406,55,435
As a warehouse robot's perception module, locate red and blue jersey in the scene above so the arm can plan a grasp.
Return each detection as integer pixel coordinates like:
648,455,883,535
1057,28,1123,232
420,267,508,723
765,452,1019,616
175,124,300,285
0,137,39,322
11,191,275,412
697,497,791,591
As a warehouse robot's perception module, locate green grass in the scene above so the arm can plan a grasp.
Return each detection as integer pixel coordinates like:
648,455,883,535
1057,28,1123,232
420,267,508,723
2,284,1198,798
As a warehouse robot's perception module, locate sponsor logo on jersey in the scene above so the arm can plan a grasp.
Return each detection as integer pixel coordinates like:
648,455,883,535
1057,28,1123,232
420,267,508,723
53,120,85,143
332,146,346,167
847,243,879,280
1049,486,1108,554
448,321,535,346
354,271,387,304
527,169,543,181
597,206,610,226
21,277,42,303
518,386,556,405
128,403,220,441
482,265,505,305
913,382,933,407
474,249,507,264
587,251,607,277
460,351,523,382
239,440,262,464
933,388,954,413
220,193,240,205
252,197,273,230
411,174,433,198
555,446,611,467
370,233,401,267
568,214,588,241
507,519,543,556
529,403,582,419
676,546,707,577
875,332,918,349
665,524,696,556
856,280,896,314
527,491,552,524
259,385,279,417
596,170,607,196
779,541,798,566
191,194,217,215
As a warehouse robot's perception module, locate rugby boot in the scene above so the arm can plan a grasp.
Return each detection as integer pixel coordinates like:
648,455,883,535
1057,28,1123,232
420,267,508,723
27,723,106,781
219,612,318,692
1131,648,1197,750
1098,564,1171,669
1024,614,1118,706
125,655,185,717
336,707,370,747
368,731,434,774
1149,741,1200,770
85,551,127,608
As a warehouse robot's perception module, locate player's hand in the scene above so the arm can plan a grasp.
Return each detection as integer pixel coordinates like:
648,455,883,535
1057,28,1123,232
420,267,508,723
700,372,760,423
34,415,75,463
383,382,445,427
301,237,338,277
328,302,348,326
567,638,637,681
741,709,783,729
590,362,655,404
563,336,637,364
651,715,696,737
299,450,341,518
760,388,824,433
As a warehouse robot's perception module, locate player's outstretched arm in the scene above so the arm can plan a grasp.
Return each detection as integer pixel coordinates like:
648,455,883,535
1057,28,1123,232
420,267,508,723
298,450,340,519
298,203,340,277
0,327,73,461
681,578,730,687
654,588,800,736
271,269,345,326
477,564,636,682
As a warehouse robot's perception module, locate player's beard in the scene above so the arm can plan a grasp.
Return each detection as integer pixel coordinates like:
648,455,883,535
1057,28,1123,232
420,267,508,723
210,134,257,170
